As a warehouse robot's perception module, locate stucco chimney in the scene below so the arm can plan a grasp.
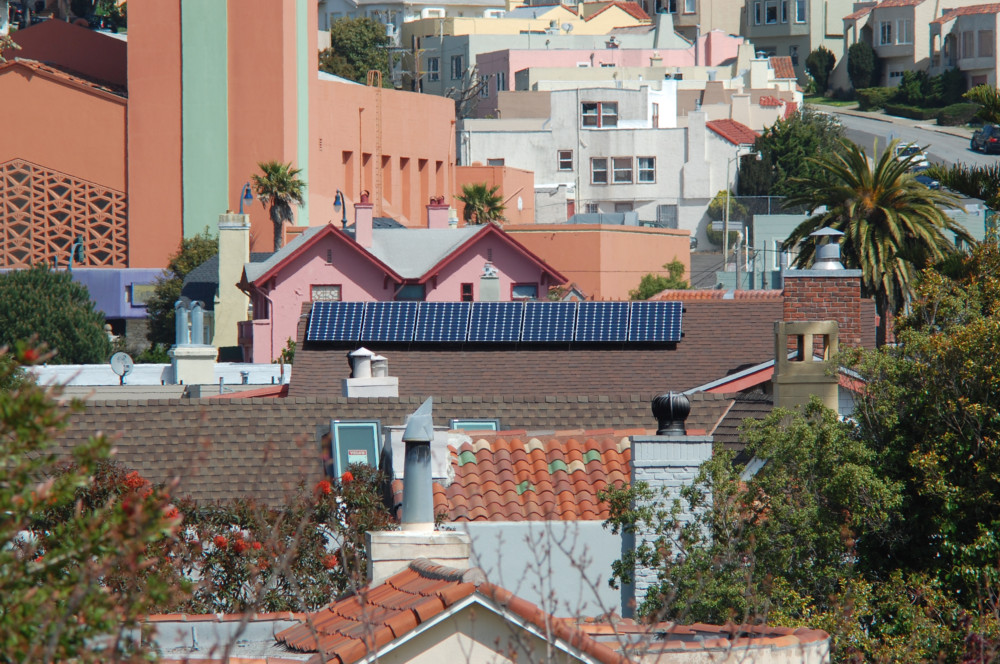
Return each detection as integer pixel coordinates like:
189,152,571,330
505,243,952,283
427,196,449,228
214,213,251,349
772,320,840,412
354,200,374,248
342,347,398,397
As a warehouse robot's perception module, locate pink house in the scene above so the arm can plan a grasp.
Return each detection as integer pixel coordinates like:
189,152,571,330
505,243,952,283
237,205,566,362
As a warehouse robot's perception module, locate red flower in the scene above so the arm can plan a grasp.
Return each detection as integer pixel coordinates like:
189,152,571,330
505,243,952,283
123,471,145,490
213,535,228,550
34,555,43,563
315,480,332,496
341,471,354,484
322,554,339,569
233,538,249,554
252,541,262,551
163,505,180,521
20,348,39,363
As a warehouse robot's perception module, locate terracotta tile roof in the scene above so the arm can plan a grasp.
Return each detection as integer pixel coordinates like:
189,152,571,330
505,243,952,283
0,58,127,98
706,119,759,146
758,94,783,107
783,100,798,119
844,5,873,20
277,559,630,664
585,1,651,21
768,56,796,79
932,3,1000,24
651,288,783,300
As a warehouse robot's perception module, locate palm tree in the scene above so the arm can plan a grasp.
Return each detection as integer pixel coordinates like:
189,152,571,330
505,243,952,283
457,183,505,225
251,161,306,251
784,139,973,346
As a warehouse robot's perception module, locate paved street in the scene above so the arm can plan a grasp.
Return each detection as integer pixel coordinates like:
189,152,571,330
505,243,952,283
824,108,997,169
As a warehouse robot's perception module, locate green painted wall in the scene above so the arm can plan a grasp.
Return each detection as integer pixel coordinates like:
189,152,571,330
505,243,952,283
181,0,229,238
296,0,310,226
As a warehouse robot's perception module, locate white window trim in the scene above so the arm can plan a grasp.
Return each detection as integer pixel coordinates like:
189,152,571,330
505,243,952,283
896,18,913,45
612,157,633,184
591,157,608,184
794,0,805,22
637,156,656,183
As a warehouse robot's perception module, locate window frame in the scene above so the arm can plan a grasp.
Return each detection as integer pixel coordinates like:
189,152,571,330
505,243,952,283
637,156,656,183
450,54,464,80
511,283,539,300
496,70,506,93
557,149,574,171
683,0,696,13
479,73,490,98
328,419,381,478
310,284,343,302
612,157,633,184
880,20,892,46
897,18,913,45
979,29,994,57
794,0,805,22
754,1,761,25
427,56,440,81
764,0,778,24
591,157,609,184
581,101,618,128
780,0,788,23
460,283,474,301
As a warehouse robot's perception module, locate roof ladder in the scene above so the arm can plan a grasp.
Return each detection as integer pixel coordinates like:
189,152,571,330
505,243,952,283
367,70,384,217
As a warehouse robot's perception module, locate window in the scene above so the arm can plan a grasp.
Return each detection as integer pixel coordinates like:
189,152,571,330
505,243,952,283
656,204,677,228
585,203,599,213
651,102,659,127
794,0,805,22
754,1,761,24
450,418,500,431
396,284,426,300
451,54,464,80
979,30,994,57
591,157,608,184
962,31,974,58
897,18,913,45
480,74,490,97
765,0,777,24
511,283,539,300
880,21,892,46
558,150,573,171
328,420,380,477
581,102,618,128
790,45,799,66
612,157,633,183
427,57,440,81
684,0,695,12
311,285,342,302
496,70,506,92
780,0,788,23
638,156,655,182
461,283,473,301
487,158,505,166
614,202,634,212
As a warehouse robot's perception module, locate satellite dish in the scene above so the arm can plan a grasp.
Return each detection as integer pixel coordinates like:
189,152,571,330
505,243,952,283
110,352,134,385
562,22,573,33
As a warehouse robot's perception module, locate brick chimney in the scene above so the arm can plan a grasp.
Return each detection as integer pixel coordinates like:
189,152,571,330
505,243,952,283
354,200,374,249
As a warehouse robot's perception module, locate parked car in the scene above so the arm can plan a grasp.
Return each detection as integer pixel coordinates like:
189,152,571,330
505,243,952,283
895,143,929,169
971,125,1000,153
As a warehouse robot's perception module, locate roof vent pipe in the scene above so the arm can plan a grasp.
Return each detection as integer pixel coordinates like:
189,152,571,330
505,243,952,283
371,354,388,377
401,397,435,531
810,227,845,270
652,391,690,435
348,347,375,378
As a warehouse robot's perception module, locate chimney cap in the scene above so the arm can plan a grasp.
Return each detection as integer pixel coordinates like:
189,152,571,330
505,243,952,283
810,227,844,239
402,397,434,443
652,392,690,435
349,347,376,358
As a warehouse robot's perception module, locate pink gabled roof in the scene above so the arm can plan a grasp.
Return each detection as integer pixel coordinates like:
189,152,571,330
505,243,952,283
706,119,760,146
585,1,651,22
932,3,1000,24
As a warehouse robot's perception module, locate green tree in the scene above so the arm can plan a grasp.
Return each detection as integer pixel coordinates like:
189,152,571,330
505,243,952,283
783,139,972,346
320,16,393,86
456,182,506,225
146,230,219,347
805,45,835,94
0,350,184,662
847,41,880,90
252,161,306,252
925,161,1000,208
0,265,111,364
705,189,747,248
964,84,1000,123
737,107,846,199
629,259,689,299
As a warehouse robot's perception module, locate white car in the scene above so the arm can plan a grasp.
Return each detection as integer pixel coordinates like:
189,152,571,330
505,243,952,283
895,143,930,170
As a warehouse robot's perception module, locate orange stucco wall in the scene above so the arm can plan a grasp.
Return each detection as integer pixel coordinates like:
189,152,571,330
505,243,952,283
505,225,691,300
228,0,302,252
127,0,184,268
455,165,534,226
0,66,126,189
3,20,127,87
311,79,457,229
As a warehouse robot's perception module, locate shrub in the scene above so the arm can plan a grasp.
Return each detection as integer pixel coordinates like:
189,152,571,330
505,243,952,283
848,41,880,89
937,102,981,126
883,103,940,120
805,46,835,94
856,87,894,111
895,70,932,106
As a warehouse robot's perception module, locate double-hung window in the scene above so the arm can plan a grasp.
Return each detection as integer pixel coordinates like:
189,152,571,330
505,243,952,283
612,157,633,183
581,102,618,128
427,57,440,81
897,18,913,45
794,0,805,22
591,158,608,184
637,157,655,183
496,70,506,92
451,54,464,80
558,150,573,171
880,21,892,46
979,30,994,57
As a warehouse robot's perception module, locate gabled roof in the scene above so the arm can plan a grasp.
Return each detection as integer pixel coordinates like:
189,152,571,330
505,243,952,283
706,118,759,146
584,1,651,22
0,58,127,100
276,558,630,664
844,5,874,20
367,226,483,278
932,3,1000,24
769,55,796,80
758,94,784,107
242,223,404,286
183,252,271,310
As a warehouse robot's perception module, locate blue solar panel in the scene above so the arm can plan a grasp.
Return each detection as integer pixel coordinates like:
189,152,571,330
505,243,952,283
522,302,577,342
361,302,419,342
575,301,630,342
414,302,472,342
307,301,366,341
629,301,683,342
468,302,524,342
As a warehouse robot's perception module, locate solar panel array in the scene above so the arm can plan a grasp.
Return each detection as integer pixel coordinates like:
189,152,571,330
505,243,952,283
307,300,683,343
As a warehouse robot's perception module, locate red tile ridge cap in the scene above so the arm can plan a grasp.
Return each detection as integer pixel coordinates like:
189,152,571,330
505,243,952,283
409,557,488,586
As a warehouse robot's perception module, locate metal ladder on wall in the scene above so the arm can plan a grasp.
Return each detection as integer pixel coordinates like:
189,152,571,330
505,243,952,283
366,70,384,217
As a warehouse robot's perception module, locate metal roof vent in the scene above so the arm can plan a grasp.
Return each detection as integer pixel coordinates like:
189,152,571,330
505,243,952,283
401,397,435,531
810,227,845,270
652,391,690,435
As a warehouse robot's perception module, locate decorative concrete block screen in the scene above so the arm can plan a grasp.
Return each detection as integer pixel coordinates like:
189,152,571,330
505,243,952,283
0,159,128,268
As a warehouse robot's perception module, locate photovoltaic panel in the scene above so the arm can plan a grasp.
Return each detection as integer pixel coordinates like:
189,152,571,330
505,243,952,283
361,301,419,342
468,302,524,342
575,301,630,342
522,302,577,342
306,301,366,342
628,301,683,342
414,302,472,342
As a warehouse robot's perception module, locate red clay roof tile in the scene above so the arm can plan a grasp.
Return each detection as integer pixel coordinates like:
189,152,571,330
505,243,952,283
706,118,760,146
932,3,1000,23
769,56,796,79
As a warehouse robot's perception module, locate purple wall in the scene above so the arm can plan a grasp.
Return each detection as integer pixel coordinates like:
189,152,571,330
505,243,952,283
68,268,162,319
